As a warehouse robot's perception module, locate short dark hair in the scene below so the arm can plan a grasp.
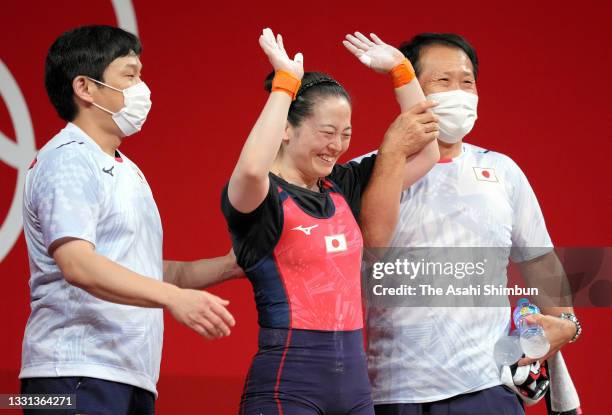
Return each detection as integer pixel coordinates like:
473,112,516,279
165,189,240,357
45,25,142,121
264,71,351,127
399,33,479,79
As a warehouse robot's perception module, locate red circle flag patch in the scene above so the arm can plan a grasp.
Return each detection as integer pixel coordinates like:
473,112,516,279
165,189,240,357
473,167,499,182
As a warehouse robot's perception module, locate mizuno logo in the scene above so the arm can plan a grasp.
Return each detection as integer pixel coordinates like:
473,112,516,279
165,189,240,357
291,224,318,235
102,166,114,177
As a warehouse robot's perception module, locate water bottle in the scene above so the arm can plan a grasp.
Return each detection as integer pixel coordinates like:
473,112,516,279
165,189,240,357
512,298,550,359
493,329,522,366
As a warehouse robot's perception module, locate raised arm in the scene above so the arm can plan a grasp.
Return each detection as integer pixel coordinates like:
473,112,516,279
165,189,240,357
343,32,440,188
228,28,304,213
343,32,439,247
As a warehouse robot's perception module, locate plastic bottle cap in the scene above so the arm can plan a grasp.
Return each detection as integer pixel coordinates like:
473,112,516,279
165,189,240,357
517,298,530,307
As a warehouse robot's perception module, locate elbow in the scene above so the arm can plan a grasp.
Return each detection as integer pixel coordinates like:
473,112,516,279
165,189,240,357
55,253,94,289
432,146,440,164
402,142,439,189
233,165,267,185
364,236,392,249
425,141,440,167
60,260,90,289
362,226,394,249
51,238,98,289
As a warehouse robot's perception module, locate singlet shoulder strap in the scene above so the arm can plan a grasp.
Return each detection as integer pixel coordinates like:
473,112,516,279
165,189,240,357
276,185,290,203
321,178,343,194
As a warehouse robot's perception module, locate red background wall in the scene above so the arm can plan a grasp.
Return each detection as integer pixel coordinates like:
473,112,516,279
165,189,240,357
1,0,610,413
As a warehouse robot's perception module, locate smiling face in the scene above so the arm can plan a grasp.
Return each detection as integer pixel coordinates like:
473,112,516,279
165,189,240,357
282,95,352,184
417,44,477,96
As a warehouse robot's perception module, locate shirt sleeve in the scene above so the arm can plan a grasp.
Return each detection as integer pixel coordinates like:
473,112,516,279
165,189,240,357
31,149,101,251
220,178,283,270
328,153,377,219
508,160,553,262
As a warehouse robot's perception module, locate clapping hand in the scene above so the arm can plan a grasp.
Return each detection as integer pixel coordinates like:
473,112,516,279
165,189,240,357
343,31,405,73
259,28,304,79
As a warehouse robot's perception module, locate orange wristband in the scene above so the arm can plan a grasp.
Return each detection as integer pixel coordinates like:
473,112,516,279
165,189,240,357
390,58,416,88
272,70,302,100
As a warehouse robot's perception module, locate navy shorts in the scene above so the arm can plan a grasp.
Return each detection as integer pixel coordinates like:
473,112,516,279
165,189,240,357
20,376,155,415
240,328,374,415
374,385,524,415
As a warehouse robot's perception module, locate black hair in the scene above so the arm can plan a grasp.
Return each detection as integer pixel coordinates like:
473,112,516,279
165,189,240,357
399,33,478,79
264,71,351,127
45,25,142,121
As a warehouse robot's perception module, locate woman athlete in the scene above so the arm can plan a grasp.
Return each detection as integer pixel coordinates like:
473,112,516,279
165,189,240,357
222,28,440,415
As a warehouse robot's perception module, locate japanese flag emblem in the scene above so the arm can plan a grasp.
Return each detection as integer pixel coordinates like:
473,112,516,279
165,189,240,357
473,167,498,182
325,234,347,253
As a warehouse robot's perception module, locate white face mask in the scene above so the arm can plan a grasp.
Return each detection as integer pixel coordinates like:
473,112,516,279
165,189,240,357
88,78,152,136
427,89,478,144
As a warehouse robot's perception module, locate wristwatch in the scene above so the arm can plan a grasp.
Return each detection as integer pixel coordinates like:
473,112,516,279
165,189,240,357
560,313,582,343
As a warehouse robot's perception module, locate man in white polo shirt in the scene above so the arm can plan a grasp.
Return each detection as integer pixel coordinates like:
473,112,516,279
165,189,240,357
20,25,239,414
357,33,581,414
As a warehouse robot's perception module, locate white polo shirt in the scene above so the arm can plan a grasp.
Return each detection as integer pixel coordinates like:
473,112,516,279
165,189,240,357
363,143,553,403
20,123,164,396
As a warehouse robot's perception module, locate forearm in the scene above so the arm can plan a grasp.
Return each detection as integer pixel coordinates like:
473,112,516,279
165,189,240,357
519,251,575,315
507,250,579,365
395,79,439,188
164,256,239,289
58,245,178,308
395,79,425,112
360,152,406,247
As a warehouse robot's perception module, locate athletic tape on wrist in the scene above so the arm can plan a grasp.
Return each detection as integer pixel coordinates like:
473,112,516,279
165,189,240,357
272,70,302,100
390,58,416,88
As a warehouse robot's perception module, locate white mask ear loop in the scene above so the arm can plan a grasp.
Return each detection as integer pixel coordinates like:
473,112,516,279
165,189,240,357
85,77,152,137
87,77,121,116
91,102,115,115
87,77,123,92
